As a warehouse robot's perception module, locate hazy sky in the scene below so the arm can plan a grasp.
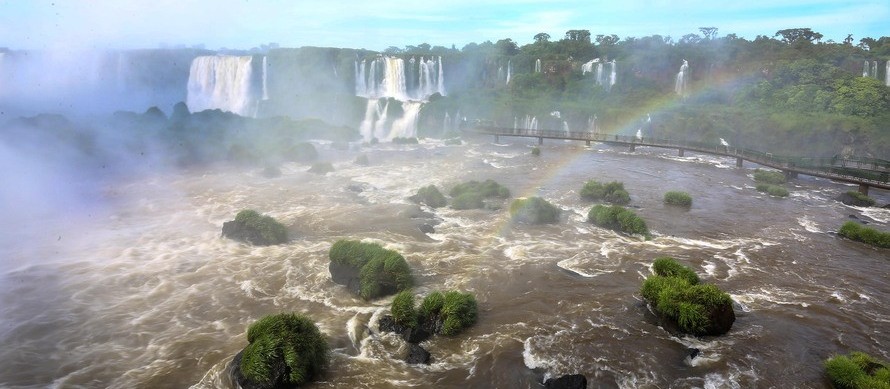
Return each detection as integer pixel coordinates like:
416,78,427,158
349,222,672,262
1,0,888,51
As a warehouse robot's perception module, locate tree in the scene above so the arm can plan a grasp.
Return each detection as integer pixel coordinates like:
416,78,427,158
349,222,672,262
496,38,519,56
564,29,592,43
384,46,403,55
699,27,718,40
774,28,823,44
844,34,854,46
534,33,551,43
679,33,702,45
595,34,620,46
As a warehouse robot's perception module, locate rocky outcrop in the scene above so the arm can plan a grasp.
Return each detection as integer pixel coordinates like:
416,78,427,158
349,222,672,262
377,315,432,344
328,260,362,295
836,191,875,207
544,374,587,389
229,349,287,389
405,344,431,365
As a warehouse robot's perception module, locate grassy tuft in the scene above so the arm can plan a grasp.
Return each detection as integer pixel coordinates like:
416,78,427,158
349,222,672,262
580,180,631,204
838,222,890,248
640,258,733,336
329,240,413,299
652,257,700,284
825,352,890,389
588,204,650,237
409,185,448,208
233,210,287,244
241,313,328,386
755,183,789,197
509,197,560,224
390,290,418,328
531,146,541,156
664,191,693,207
753,169,786,185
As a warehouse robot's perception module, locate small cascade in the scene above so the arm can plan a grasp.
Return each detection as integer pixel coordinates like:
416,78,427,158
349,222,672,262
563,121,570,136
609,60,616,89
636,129,642,140
437,56,446,96
886,61,890,86
522,115,538,131
588,115,597,132
390,102,422,139
359,99,379,140
872,61,878,79
261,56,269,101
187,55,258,117
720,138,730,147
581,59,596,74
506,60,512,85
675,59,689,98
373,100,390,139
863,60,870,77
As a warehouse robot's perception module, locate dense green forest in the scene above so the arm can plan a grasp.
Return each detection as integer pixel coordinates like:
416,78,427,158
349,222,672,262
389,28,890,158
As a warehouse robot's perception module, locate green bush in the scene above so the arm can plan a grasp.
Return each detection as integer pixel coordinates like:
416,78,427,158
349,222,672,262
580,180,630,204
652,257,700,284
409,185,448,208
233,210,288,244
390,290,418,328
588,204,650,237
450,179,511,199
240,313,328,386
664,191,692,207
419,291,445,320
825,352,890,389
451,192,485,210
285,142,318,163
841,191,877,207
308,162,334,174
640,259,734,336
509,197,560,224
531,146,541,156
755,183,789,197
753,169,786,185
838,222,890,248
329,240,413,299
440,291,479,336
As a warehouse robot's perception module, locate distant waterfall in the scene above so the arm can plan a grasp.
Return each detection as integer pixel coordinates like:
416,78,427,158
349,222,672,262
506,60,512,85
581,59,596,74
886,61,890,86
675,60,689,97
261,56,269,101
187,55,257,117
354,55,446,140
588,115,597,132
609,60,616,89
582,58,616,91
863,60,870,77
535,59,541,73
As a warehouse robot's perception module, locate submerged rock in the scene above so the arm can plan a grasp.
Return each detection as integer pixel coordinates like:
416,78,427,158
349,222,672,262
405,343,431,365
378,315,432,344
544,374,587,389
221,210,288,246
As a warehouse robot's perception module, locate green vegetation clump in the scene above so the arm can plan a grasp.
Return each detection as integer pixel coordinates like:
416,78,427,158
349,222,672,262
663,191,693,207
753,169,787,185
230,210,288,245
239,313,328,386
509,197,560,224
392,137,419,144
640,257,734,336
308,162,334,174
389,290,479,336
354,154,370,166
825,351,890,389
755,183,790,197
838,222,890,248
531,146,541,156
286,142,318,163
839,190,877,207
408,185,448,208
448,179,510,210
580,180,631,205
329,240,413,299
588,204,650,237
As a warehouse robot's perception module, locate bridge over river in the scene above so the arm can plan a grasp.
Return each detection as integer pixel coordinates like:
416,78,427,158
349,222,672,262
465,125,890,195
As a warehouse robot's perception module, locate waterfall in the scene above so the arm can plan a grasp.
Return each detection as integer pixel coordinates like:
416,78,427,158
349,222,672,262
535,59,542,73
588,115,597,132
596,61,604,85
261,56,269,101
374,100,390,139
636,129,642,140
609,60,617,89
675,59,689,97
437,56,446,96
886,61,890,86
359,99,378,140
863,60,870,77
563,121,570,136
390,101,422,139
581,59,596,75
187,55,257,117
872,61,878,79
506,60,512,85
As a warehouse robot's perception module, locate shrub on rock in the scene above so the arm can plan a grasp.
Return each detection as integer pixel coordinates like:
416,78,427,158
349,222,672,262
580,180,630,204
640,257,734,336
588,204,650,237
531,146,541,156
509,197,560,224
838,222,890,248
664,191,692,207
383,290,478,339
391,290,418,328
222,210,288,245
285,142,318,163
753,169,786,185
825,351,890,389
409,185,448,208
233,313,328,388
308,162,334,174
837,191,876,207
328,240,413,300
449,179,511,200
354,154,370,166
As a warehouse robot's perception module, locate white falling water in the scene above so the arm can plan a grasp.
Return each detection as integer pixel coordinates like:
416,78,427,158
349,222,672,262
872,61,878,79
187,55,257,117
437,56,446,96
522,115,538,131
563,121,570,136
581,59,596,74
720,138,730,147
862,60,870,77
636,129,642,140
886,61,890,86
359,99,379,140
535,59,542,73
390,101,423,139
262,56,269,101
506,60,512,85
374,100,390,138
609,60,616,88
675,59,689,97
588,115,597,132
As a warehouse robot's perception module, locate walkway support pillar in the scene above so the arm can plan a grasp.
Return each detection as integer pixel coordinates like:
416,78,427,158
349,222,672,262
858,184,870,196
538,137,543,145
736,157,743,168
678,148,685,157
629,144,636,152
784,170,798,180
586,140,591,146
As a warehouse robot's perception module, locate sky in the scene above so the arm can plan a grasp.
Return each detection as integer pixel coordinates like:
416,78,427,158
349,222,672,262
0,0,888,51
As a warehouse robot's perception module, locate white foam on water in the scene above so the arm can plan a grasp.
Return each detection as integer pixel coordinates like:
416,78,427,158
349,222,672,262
796,216,823,234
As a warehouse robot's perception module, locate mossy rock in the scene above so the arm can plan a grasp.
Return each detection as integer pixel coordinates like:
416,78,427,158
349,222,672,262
386,290,478,338
232,313,328,389
580,180,630,205
664,191,692,207
588,204,650,238
354,154,370,166
451,192,485,210
755,183,789,197
825,351,890,389
448,180,510,210
308,162,334,175
222,210,288,245
285,142,318,163
392,137,419,144
531,146,541,156
753,169,786,185
328,240,413,300
837,191,876,207
838,221,890,248
409,185,448,208
509,197,560,224
640,258,734,336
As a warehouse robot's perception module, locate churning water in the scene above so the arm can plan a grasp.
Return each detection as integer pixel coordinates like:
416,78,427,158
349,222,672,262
1,136,887,388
